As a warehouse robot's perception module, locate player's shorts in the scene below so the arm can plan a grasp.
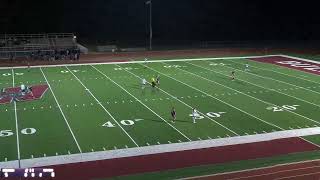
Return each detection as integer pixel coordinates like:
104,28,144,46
151,82,156,87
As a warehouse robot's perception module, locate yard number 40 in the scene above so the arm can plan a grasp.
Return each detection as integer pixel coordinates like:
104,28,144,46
102,119,143,128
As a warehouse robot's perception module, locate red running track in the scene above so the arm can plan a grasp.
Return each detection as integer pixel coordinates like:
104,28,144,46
191,160,320,180
42,137,319,180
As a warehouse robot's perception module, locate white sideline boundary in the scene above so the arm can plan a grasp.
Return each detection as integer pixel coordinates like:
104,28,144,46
1,127,320,168
0,54,318,71
0,54,280,70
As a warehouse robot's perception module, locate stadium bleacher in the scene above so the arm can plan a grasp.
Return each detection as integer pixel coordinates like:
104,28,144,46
0,33,79,60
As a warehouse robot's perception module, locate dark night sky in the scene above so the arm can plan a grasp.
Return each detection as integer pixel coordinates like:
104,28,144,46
1,0,320,42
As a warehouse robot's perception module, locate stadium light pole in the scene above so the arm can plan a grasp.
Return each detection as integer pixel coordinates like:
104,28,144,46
146,0,152,50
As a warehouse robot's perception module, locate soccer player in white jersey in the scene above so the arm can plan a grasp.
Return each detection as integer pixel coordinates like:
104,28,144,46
141,78,147,90
142,78,147,85
144,58,148,68
192,108,197,123
245,63,249,71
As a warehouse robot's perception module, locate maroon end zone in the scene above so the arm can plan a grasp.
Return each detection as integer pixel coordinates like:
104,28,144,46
0,85,48,104
44,137,319,180
248,56,320,75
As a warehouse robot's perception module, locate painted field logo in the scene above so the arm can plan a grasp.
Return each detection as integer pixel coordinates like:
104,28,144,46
249,56,320,75
276,61,320,73
0,84,49,105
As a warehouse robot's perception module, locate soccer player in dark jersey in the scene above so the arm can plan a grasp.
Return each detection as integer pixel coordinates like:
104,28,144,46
171,107,176,123
27,62,30,72
231,70,235,80
151,78,156,88
156,75,160,85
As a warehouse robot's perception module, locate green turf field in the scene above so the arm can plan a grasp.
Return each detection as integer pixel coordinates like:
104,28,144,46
1,55,320,165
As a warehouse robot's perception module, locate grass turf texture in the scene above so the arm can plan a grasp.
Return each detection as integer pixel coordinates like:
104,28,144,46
0,55,320,170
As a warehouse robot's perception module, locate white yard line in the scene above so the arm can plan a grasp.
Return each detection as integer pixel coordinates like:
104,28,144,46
118,64,239,136
147,63,283,131
65,66,139,147
40,67,83,153
228,61,320,94
91,65,191,141
205,60,320,108
1,127,320,168
225,60,320,96
11,69,21,168
231,60,320,85
186,61,320,126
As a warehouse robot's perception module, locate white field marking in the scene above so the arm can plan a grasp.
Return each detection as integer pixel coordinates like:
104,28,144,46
230,166,320,180
279,54,320,73
231,59,320,86
229,61,320,94
299,137,320,148
156,62,283,131
275,172,320,180
65,66,139,147
157,142,160,145
186,165,320,180
68,151,71,155
11,69,21,167
187,61,320,126
125,145,128,148
146,143,150,146
222,62,320,106
2,127,320,168
127,64,239,136
0,55,282,70
40,68,82,153
103,147,106,151
91,65,191,141
182,62,298,128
